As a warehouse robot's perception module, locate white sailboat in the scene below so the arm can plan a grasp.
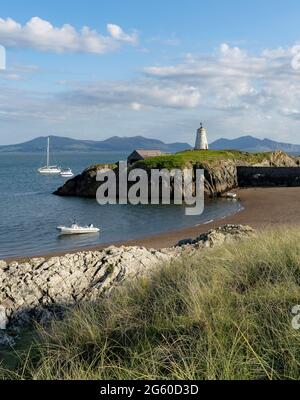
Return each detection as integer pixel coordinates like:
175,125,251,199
38,137,61,175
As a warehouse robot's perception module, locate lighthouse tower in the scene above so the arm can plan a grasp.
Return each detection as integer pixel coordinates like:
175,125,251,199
194,123,208,150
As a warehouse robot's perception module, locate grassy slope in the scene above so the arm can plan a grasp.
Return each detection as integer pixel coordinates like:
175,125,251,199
2,228,300,380
134,149,272,170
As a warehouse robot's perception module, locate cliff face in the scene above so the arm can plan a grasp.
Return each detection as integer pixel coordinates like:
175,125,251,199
200,151,298,196
54,151,299,198
260,151,299,167
201,160,239,196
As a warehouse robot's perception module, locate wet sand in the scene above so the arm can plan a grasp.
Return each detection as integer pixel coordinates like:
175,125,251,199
120,187,300,248
5,187,300,262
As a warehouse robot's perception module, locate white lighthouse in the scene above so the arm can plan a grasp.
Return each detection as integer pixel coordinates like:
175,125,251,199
194,123,208,150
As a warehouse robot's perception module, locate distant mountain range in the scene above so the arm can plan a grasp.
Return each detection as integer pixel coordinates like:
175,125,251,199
1,134,300,155
210,135,300,154
0,135,191,153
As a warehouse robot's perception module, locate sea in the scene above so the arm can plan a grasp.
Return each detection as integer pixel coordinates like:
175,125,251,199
0,152,243,259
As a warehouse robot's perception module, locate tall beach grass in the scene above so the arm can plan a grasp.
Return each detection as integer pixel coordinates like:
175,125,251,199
2,228,300,380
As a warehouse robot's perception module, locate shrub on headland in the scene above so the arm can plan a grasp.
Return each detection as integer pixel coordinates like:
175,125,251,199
1,228,300,380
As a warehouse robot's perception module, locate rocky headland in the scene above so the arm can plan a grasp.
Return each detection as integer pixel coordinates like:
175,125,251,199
54,150,299,198
0,225,254,345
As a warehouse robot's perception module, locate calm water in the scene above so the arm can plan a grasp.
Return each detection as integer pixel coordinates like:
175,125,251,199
0,152,242,258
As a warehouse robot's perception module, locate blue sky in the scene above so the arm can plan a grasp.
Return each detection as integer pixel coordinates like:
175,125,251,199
0,0,300,145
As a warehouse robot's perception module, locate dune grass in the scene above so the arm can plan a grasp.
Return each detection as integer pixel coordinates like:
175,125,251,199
2,228,300,380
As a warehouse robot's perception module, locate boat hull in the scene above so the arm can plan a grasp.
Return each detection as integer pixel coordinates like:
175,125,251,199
57,227,100,235
39,171,61,175
38,167,61,175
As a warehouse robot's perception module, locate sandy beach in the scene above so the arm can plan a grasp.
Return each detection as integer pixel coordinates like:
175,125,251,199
5,186,300,263
120,187,300,248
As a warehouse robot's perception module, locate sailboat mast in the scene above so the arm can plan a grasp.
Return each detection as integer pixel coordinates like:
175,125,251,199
47,137,50,167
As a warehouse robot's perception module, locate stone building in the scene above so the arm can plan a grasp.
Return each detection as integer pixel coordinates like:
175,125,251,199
127,149,164,165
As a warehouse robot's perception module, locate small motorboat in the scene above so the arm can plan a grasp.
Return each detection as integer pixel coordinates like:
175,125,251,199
60,168,74,178
57,221,100,235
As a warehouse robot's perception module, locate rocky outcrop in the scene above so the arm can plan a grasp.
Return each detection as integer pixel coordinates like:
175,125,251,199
201,160,239,196
0,225,254,344
54,164,117,198
177,224,254,249
260,151,298,167
200,151,299,196
54,151,298,198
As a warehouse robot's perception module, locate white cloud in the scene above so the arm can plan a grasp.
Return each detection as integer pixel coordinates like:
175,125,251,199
144,43,300,117
106,24,138,44
0,72,23,81
219,43,247,61
0,61,40,81
0,44,5,70
130,102,142,111
0,17,138,53
59,80,201,110
262,47,289,59
2,41,300,143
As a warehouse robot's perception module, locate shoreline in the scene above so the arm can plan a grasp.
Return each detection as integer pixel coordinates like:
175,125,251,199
4,187,300,263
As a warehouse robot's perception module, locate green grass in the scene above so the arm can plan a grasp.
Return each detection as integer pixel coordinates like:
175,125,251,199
134,149,273,170
2,228,300,380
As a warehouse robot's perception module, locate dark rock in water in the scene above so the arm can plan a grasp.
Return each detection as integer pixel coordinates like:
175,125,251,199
54,164,115,198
